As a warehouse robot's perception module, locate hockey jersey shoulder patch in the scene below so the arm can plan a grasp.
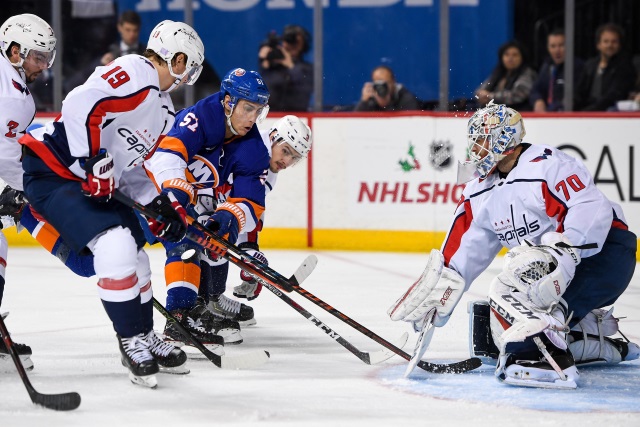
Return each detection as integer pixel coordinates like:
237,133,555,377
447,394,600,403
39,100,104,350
530,148,553,163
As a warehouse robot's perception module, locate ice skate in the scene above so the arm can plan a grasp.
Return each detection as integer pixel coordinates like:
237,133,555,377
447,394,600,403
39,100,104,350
496,345,579,390
163,308,225,355
144,330,189,375
208,294,256,327
117,333,159,388
0,315,34,371
191,301,243,345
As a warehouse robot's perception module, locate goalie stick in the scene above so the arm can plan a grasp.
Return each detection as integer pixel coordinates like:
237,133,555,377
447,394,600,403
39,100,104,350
115,191,480,373
0,315,81,411
152,298,269,370
263,256,408,365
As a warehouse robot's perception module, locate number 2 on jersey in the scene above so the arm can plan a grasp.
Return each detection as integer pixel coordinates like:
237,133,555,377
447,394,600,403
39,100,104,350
555,174,585,201
101,66,130,89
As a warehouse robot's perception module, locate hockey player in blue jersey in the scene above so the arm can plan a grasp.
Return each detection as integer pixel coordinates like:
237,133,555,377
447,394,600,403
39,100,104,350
19,20,205,388
143,68,273,348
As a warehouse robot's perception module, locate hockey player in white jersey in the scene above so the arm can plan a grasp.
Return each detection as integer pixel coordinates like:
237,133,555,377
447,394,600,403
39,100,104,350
198,115,312,326
0,13,56,371
19,20,205,388
388,102,638,389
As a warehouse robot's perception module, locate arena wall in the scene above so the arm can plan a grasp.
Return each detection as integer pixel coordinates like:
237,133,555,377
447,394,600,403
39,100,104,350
7,112,640,259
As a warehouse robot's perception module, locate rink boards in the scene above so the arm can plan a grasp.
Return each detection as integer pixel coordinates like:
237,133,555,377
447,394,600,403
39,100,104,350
6,112,640,257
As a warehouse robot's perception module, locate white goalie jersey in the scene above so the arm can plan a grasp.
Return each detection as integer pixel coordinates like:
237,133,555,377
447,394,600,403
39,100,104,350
442,143,628,289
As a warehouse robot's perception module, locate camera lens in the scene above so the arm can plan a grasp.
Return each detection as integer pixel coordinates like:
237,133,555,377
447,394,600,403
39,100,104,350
373,81,389,98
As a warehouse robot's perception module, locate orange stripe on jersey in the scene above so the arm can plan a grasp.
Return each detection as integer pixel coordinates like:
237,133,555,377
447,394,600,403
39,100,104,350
165,260,201,290
157,135,189,162
87,89,151,156
34,222,62,252
98,273,138,291
143,164,162,193
19,134,79,180
541,182,568,232
227,197,265,224
442,199,473,267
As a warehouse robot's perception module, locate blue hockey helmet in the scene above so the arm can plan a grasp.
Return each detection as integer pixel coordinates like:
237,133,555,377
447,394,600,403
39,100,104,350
221,68,270,107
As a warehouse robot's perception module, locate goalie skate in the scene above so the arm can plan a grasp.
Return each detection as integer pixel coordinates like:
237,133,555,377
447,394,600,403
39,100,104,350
0,313,34,371
496,341,579,390
117,333,159,389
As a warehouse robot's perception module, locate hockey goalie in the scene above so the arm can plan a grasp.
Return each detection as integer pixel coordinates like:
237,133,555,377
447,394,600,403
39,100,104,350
388,102,639,389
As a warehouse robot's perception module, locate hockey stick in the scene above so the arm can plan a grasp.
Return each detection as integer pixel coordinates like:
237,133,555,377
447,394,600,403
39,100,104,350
152,297,270,370
269,283,408,365
115,191,480,373
0,315,81,411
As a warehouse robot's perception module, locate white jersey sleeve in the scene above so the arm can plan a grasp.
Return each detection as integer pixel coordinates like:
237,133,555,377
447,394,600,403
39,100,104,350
59,55,173,183
0,57,36,190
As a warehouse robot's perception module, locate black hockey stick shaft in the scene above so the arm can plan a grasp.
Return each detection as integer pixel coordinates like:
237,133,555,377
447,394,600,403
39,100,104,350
262,281,374,364
115,191,479,373
0,315,81,411
151,297,224,367
288,283,481,374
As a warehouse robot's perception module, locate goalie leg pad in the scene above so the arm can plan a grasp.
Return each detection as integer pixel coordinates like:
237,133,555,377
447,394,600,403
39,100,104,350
569,307,640,364
387,249,443,321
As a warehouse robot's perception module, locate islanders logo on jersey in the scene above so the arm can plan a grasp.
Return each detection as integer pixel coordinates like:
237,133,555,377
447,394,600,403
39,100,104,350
530,148,553,163
185,155,219,189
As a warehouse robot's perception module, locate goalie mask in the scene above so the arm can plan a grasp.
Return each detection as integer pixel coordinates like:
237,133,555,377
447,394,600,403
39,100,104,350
457,102,525,183
269,115,312,165
0,14,56,80
147,20,204,92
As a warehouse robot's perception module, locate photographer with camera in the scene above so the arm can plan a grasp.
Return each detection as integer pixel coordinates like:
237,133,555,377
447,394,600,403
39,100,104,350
355,65,420,111
258,25,313,112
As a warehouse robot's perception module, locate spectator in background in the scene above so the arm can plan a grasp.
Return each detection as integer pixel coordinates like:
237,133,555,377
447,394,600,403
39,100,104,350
64,10,145,94
355,65,419,111
530,29,584,112
100,10,145,65
258,25,313,111
574,23,637,111
474,40,537,111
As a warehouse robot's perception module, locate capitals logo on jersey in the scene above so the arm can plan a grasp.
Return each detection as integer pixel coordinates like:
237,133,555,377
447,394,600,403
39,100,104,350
494,211,540,245
185,154,220,189
531,148,553,163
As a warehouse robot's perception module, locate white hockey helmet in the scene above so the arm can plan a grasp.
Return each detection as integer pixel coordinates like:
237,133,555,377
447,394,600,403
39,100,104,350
457,101,526,182
269,115,312,158
147,20,204,88
0,14,56,69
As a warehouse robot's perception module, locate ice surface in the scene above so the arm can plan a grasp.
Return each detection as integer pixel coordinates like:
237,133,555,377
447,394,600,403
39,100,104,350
1,248,638,426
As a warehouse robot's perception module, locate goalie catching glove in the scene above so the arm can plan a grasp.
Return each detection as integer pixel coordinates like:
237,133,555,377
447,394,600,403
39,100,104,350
502,232,582,311
233,243,268,301
146,192,188,243
387,249,465,327
80,149,115,202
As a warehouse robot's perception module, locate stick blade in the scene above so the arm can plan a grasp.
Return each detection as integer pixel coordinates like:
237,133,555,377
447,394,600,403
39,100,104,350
367,332,409,365
220,350,271,370
32,391,81,411
291,255,319,286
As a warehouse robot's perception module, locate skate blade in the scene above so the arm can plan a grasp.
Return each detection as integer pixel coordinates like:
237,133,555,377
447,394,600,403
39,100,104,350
164,337,225,356
239,318,257,327
501,375,577,390
0,354,34,371
159,364,190,375
128,372,158,388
